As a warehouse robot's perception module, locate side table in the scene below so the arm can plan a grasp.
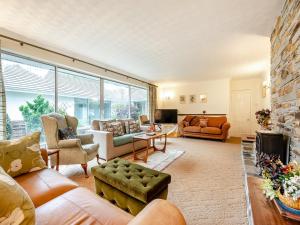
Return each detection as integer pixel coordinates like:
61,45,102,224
47,149,60,171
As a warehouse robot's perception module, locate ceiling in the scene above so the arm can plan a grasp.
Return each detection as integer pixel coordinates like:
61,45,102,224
0,0,283,83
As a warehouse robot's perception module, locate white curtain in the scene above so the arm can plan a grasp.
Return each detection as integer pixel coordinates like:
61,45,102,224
0,40,6,140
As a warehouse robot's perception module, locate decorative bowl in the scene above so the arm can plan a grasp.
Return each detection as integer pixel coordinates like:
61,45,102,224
277,192,300,210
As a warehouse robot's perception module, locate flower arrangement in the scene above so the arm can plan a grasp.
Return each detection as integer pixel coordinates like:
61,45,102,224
260,153,300,209
255,109,271,129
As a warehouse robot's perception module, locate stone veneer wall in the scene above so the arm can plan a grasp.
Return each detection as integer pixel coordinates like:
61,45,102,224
271,0,300,161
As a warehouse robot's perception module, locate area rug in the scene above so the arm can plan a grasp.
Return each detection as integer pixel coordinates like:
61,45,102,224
124,148,185,171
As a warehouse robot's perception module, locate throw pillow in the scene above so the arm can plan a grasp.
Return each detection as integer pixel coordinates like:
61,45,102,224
199,118,208,128
183,121,189,127
128,120,141,133
0,132,47,177
190,117,200,126
117,119,134,134
110,122,125,137
183,115,195,123
99,120,116,131
0,166,35,225
58,127,77,140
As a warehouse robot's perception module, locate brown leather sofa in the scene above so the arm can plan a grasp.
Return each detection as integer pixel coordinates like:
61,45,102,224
179,115,230,141
14,150,186,225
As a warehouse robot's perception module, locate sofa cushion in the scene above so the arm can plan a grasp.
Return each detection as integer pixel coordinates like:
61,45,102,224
36,187,133,225
15,168,78,207
0,166,35,225
207,116,227,128
113,132,144,147
201,127,222,135
183,126,202,133
0,132,46,177
91,158,171,203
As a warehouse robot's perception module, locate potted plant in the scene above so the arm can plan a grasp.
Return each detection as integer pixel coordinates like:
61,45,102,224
255,109,271,130
260,153,300,212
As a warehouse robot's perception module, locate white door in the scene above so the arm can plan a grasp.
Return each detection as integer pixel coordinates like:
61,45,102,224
230,90,252,136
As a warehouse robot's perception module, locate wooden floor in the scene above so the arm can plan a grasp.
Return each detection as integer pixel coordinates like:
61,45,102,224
248,176,299,225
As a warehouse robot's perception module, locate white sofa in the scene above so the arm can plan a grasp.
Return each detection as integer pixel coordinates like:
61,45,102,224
90,120,147,161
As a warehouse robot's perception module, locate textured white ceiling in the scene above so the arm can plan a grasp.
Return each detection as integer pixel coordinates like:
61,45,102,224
0,0,283,82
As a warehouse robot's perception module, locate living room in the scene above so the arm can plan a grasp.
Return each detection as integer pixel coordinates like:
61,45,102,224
0,1,299,225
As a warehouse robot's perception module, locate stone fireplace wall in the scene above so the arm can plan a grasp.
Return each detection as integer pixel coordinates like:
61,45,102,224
271,0,300,161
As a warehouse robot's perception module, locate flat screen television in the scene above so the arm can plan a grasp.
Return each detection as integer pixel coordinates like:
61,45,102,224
154,109,178,124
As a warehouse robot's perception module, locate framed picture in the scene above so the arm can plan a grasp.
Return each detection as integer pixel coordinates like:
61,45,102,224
189,95,196,103
199,94,207,103
179,95,186,104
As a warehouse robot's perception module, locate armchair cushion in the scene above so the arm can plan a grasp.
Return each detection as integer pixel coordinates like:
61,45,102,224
0,166,35,225
58,139,81,148
0,132,46,177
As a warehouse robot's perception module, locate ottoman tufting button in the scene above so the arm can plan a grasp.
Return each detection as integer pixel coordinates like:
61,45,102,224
113,165,118,168
112,170,117,174
126,175,131,179
101,165,106,168
141,181,148,187
139,174,144,178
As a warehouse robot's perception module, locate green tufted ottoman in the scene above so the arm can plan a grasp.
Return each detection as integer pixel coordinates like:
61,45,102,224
91,158,171,215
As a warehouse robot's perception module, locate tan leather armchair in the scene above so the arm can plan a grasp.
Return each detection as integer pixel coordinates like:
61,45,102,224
41,113,99,177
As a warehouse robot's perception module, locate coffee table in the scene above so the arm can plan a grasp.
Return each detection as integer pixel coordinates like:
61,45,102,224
132,132,167,163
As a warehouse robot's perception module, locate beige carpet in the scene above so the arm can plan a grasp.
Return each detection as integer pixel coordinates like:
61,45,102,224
60,137,248,225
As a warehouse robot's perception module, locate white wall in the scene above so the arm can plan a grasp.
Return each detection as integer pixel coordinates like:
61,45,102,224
157,78,231,121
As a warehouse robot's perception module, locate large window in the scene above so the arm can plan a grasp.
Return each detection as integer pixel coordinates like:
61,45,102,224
57,68,100,127
130,86,148,120
2,53,55,140
104,80,129,119
1,52,149,141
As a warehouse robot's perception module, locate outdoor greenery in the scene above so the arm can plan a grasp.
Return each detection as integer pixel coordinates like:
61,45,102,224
19,95,54,134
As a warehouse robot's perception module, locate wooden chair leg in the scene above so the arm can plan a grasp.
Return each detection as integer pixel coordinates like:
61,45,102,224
96,154,100,165
81,164,89,178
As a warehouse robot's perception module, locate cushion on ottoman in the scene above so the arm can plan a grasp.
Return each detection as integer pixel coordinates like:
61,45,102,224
91,158,171,203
